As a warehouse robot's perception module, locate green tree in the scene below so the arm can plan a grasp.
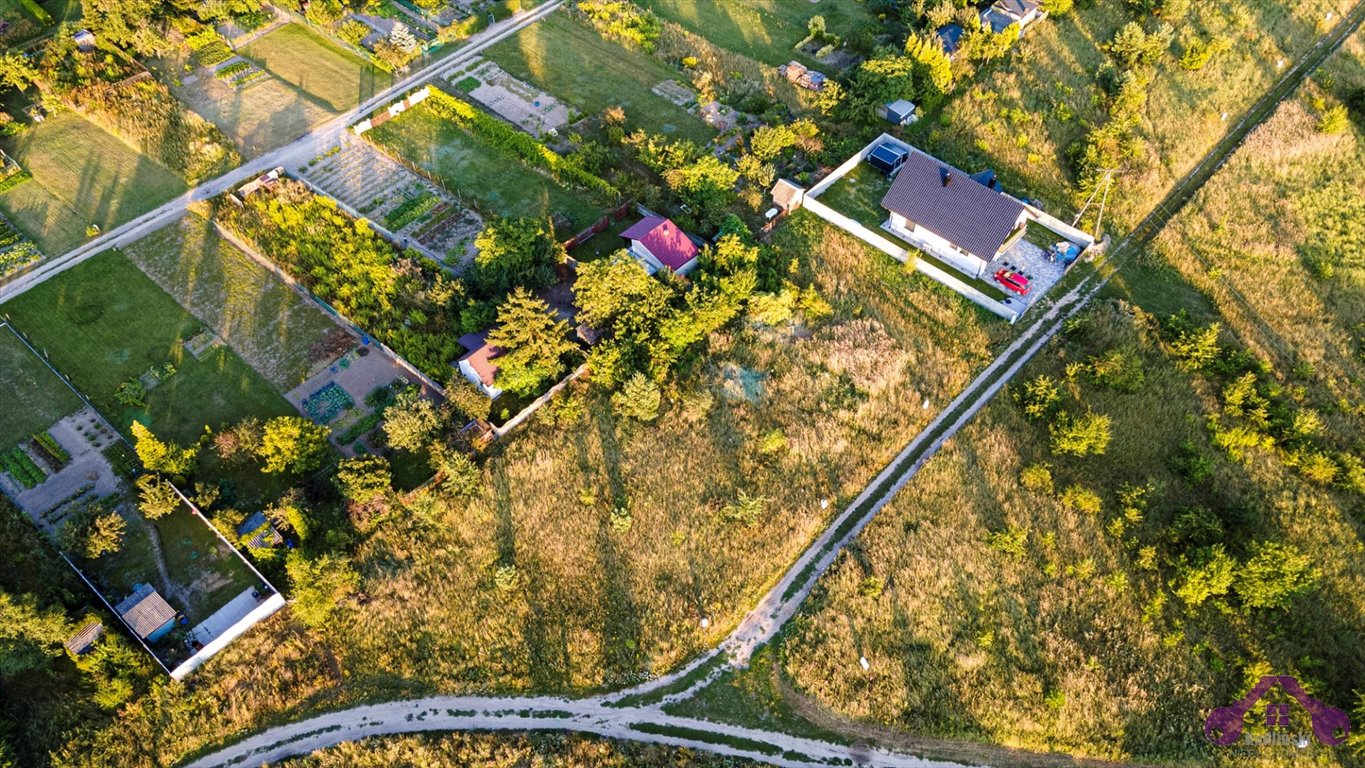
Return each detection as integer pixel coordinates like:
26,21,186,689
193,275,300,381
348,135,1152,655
1174,544,1236,607
86,0,172,55
1235,541,1320,609
0,52,37,92
472,217,560,297
1017,374,1062,420
135,474,180,520
60,505,125,560
264,489,310,541
335,456,392,506
1049,410,1112,456
0,590,70,678
285,551,359,628
1107,21,1174,70
486,288,577,396
1041,0,1074,14
382,390,440,452
573,253,670,329
303,0,344,25
257,417,331,475
444,377,491,423
431,445,482,499
1318,104,1350,134
612,372,661,421
131,421,196,476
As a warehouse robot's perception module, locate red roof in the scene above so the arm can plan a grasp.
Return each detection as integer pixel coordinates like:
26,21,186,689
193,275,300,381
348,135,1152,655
621,216,698,272
458,332,503,387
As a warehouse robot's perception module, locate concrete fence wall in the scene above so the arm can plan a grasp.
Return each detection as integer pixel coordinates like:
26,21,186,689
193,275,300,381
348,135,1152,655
491,363,589,438
802,197,906,261
913,258,1020,322
807,132,909,198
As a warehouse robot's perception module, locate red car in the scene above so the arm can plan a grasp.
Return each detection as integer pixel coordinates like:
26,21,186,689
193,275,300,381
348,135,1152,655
994,269,1030,296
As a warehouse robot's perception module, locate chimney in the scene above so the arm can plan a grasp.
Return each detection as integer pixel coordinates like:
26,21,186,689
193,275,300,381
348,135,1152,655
941,169,952,187
988,174,997,189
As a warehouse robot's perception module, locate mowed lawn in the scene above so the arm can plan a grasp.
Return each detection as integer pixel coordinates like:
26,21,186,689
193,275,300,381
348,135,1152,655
0,250,295,444
0,324,82,447
122,213,345,390
168,59,336,159
0,112,187,256
366,101,603,231
240,24,393,113
484,11,713,143
639,0,875,66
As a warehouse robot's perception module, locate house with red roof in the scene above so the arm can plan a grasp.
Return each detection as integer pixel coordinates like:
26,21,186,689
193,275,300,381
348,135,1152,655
456,331,504,399
620,215,700,277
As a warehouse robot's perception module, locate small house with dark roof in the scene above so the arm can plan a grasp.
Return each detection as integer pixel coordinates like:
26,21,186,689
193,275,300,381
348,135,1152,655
115,584,177,642
867,143,910,176
621,216,700,277
982,0,1043,34
936,23,965,56
880,150,1028,279
456,331,504,399
65,619,104,656
236,511,283,550
881,99,918,127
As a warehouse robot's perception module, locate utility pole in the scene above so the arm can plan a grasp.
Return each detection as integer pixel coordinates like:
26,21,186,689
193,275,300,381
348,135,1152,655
1072,168,1120,239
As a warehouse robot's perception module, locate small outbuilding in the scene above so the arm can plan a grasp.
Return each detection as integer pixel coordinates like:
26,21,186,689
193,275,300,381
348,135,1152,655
236,511,283,550
982,0,1044,34
456,331,504,399
115,584,177,643
867,143,910,176
771,178,805,213
73,29,96,52
621,216,700,277
936,23,965,56
64,619,104,656
881,99,918,126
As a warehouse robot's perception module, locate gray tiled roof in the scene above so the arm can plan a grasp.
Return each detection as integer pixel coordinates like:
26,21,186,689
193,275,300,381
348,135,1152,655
880,151,1026,260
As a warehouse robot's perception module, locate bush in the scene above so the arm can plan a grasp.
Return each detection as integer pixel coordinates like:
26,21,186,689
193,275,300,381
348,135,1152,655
257,417,331,475
612,373,661,422
336,456,392,506
1049,410,1112,457
1019,463,1053,494
1016,375,1061,419
1235,541,1319,609
286,551,359,628
1059,484,1102,515
719,491,766,526
1174,545,1235,607
1318,104,1349,134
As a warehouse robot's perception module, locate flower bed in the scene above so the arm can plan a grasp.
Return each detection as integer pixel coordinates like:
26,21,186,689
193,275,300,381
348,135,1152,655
0,213,41,279
383,190,439,230
1,445,46,489
302,382,355,424
29,431,70,470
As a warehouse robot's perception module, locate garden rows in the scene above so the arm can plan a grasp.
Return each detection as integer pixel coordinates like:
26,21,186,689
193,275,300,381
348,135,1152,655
0,211,41,279
297,138,482,260
211,58,267,90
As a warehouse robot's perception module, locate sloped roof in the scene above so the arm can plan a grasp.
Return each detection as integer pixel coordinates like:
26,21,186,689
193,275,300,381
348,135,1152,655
621,216,699,271
936,23,965,53
458,331,503,387
115,584,176,640
236,511,282,550
881,151,1026,259
995,0,1041,18
65,619,103,655
771,179,804,210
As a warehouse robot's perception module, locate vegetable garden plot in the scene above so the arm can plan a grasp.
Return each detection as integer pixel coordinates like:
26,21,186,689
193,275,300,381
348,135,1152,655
297,136,482,262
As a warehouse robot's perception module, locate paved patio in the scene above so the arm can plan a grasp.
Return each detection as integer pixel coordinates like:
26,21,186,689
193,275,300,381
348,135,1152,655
991,236,1064,309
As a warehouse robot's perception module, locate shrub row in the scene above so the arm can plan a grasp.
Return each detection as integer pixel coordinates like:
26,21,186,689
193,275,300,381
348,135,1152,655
0,169,32,194
423,89,619,201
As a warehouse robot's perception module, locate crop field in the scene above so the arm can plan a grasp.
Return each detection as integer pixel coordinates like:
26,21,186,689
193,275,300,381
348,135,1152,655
0,112,187,256
0,250,295,444
167,56,337,159
365,100,603,231
240,23,393,113
638,0,875,67
923,0,1353,229
0,323,81,447
484,11,714,143
121,213,349,391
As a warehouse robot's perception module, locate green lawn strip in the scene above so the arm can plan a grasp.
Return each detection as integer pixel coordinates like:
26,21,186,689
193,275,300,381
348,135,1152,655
628,721,782,757
483,11,713,143
0,250,294,444
240,23,392,112
0,324,82,447
153,504,257,622
120,213,341,391
366,102,603,231
639,0,873,68
0,111,187,256
605,650,727,708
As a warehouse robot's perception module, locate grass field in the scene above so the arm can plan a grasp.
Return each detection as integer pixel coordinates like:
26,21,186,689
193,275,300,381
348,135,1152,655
920,0,1353,228
240,23,392,113
366,100,604,231
166,57,337,159
484,11,714,143
0,112,187,256
0,323,82,447
121,213,346,391
0,250,295,444
638,0,875,67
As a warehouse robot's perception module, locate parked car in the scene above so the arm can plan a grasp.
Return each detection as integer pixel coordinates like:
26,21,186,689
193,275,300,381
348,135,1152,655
994,268,1030,295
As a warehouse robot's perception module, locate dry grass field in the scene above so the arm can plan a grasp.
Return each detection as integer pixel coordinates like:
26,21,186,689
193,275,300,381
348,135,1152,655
55,214,1017,767
922,0,1354,228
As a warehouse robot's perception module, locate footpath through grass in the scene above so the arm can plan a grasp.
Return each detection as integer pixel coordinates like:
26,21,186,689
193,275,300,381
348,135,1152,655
0,250,294,444
484,11,714,143
241,23,392,113
0,111,187,256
